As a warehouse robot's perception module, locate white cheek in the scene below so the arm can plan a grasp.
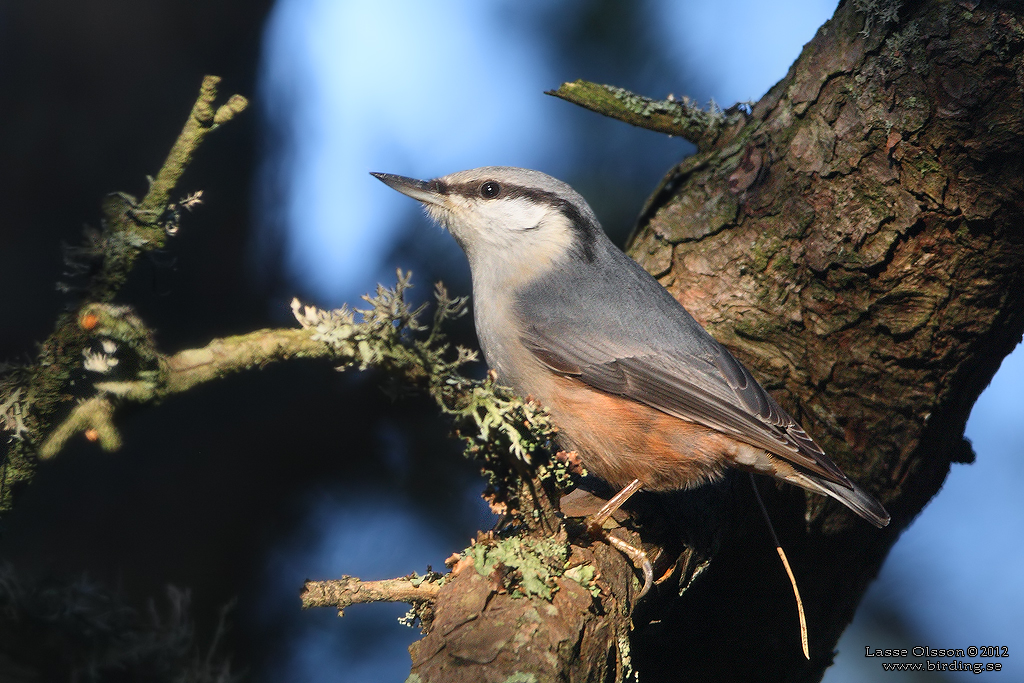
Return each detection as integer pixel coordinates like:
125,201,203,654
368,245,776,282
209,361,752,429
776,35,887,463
484,200,549,234
432,195,578,289
473,205,575,289
445,197,546,247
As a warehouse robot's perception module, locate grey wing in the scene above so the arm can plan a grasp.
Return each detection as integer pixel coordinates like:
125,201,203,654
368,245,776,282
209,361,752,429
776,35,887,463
523,324,852,487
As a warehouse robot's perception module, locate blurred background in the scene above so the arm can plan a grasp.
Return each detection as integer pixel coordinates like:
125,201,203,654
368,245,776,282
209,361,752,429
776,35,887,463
0,1,1020,681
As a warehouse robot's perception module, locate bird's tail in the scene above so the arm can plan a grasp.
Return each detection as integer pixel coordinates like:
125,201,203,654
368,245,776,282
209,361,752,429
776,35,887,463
785,470,890,528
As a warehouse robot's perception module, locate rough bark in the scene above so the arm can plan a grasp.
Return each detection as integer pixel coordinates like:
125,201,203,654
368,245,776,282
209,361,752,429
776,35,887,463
406,1,1024,681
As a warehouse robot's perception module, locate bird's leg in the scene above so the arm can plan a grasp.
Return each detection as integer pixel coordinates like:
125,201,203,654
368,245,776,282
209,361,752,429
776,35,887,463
587,477,644,530
585,478,653,598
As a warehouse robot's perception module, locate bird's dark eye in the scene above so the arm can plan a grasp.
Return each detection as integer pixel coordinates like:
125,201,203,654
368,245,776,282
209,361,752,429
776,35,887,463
480,181,500,199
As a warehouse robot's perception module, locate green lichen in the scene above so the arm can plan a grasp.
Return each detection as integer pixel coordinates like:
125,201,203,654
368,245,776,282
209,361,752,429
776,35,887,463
773,251,799,280
547,80,744,148
407,570,445,589
749,236,783,274
295,274,571,520
617,632,634,681
883,22,919,69
500,675,537,683
468,535,569,601
608,86,724,131
563,563,601,598
733,314,788,342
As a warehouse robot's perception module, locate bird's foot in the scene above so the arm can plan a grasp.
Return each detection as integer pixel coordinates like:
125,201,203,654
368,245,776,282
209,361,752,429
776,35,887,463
582,479,653,599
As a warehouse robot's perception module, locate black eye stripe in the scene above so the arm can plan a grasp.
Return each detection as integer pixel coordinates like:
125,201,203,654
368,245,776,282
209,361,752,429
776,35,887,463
480,181,501,199
442,178,598,258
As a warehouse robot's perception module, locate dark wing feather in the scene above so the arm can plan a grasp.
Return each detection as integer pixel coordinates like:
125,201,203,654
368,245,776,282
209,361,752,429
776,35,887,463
523,325,851,487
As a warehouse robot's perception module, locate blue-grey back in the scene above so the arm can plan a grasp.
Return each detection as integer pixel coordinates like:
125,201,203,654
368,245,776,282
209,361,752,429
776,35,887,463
514,232,720,359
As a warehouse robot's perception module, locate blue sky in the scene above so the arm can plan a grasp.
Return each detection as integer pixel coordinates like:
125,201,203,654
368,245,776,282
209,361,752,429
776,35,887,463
257,0,555,299
255,1,1023,680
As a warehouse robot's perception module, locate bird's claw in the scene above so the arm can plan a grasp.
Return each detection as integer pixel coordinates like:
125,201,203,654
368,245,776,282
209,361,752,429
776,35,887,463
604,533,654,598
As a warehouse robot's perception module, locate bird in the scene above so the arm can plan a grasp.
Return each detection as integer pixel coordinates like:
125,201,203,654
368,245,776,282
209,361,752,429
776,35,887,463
371,167,891,535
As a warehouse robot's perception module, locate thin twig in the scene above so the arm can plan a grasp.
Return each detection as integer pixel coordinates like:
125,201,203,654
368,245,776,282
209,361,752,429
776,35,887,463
301,576,442,615
92,76,248,302
750,474,809,660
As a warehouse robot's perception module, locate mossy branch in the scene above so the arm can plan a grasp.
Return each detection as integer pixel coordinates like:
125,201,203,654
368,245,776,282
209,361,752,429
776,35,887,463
0,75,247,512
24,271,567,522
164,328,335,394
38,397,119,459
138,77,247,216
546,79,745,150
22,270,587,626
16,259,584,644
92,75,247,301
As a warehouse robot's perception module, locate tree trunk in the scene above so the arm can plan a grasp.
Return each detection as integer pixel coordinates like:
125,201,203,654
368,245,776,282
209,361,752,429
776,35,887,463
409,1,1024,680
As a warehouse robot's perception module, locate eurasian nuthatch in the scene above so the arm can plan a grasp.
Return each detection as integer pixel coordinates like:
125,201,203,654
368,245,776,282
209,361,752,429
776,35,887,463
372,167,890,531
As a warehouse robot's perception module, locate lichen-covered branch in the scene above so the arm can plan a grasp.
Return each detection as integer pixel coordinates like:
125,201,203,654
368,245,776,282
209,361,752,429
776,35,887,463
0,95,596,667
164,328,335,394
92,75,247,302
138,78,247,217
38,397,119,460
300,574,442,615
33,325,332,460
10,245,632,673
18,270,569,526
546,79,745,150
0,75,247,512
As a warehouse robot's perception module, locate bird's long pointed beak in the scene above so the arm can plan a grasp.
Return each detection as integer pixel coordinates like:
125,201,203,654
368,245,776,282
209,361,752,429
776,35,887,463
370,172,445,207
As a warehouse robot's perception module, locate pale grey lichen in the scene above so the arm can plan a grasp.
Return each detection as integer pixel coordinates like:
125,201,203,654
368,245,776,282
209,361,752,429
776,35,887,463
0,385,30,441
82,347,120,374
293,273,571,517
608,85,727,132
854,0,902,37
882,22,919,69
563,563,601,598
500,675,538,683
